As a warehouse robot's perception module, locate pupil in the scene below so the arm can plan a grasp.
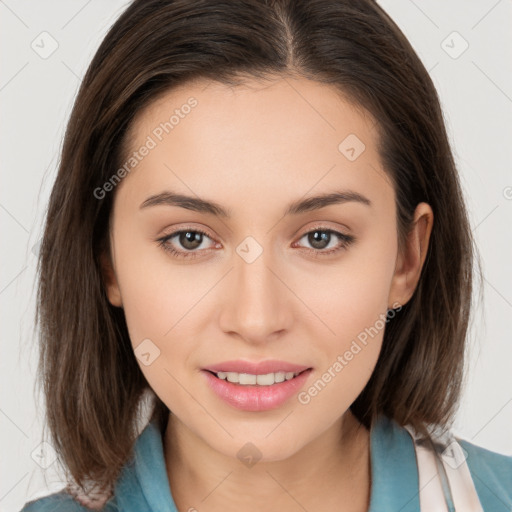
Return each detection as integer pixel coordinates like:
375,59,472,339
309,231,329,249
181,231,202,249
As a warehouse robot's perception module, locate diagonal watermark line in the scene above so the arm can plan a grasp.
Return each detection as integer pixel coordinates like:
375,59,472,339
0,266,27,296
0,61,29,92
0,203,29,233
265,266,336,336
265,470,311,512
265,409,294,438
282,77,336,131
163,267,234,337
470,397,512,441
473,204,499,231
472,61,512,105
397,472,438,512
61,0,93,29
470,470,512,509
428,62,439,74
163,368,233,438
0,472,29,502
367,161,393,190
200,470,233,503
0,0,29,28
483,277,512,308
408,0,439,29
0,408,29,438
61,60,80,80
471,0,503,30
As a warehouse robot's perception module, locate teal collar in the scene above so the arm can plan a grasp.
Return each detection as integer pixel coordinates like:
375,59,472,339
122,414,420,511
368,415,420,511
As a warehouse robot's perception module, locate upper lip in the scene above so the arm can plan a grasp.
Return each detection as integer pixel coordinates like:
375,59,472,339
203,360,311,375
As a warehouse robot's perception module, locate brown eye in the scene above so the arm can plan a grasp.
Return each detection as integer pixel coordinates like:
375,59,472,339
307,230,332,250
178,231,204,250
157,228,216,259
295,228,355,256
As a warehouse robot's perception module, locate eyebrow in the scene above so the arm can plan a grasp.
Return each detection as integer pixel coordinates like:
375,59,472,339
139,189,372,217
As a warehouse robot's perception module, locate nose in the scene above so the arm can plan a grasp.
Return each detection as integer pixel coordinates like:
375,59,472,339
218,246,294,345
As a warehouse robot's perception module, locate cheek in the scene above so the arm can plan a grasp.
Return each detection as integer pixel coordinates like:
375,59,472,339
296,229,397,397
287,276,390,442
110,232,214,402
111,226,209,345
299,227,397,345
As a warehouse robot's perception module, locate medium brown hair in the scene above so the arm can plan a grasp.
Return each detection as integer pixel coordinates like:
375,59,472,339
36,0,479,502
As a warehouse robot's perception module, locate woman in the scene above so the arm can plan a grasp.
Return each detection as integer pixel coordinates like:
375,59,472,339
21,0,512,510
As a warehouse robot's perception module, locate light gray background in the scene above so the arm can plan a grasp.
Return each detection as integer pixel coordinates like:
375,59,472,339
1,1,511,510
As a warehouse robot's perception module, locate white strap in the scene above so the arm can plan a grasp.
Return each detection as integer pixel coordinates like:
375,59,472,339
404,425,484,512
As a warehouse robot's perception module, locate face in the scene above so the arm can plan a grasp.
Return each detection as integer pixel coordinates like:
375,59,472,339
104,76,431,461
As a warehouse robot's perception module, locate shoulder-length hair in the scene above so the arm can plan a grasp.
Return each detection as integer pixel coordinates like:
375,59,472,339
36,0,478,500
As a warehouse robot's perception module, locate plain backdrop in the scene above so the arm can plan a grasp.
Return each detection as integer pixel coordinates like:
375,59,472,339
1,1,511,510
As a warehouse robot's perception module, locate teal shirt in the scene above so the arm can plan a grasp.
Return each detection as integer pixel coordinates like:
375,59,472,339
20,415,512,511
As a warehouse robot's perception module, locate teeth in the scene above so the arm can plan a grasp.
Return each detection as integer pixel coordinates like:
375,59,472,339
215,371,300,386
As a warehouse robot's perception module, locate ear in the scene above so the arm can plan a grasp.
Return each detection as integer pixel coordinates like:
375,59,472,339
388,202,434,308
100,249,123,307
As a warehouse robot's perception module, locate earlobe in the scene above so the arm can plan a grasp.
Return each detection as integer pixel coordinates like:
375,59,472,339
100,250,123,307
388,202,434,308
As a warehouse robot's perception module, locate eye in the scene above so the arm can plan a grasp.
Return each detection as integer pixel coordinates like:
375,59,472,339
157,225,356,260
157,227,217,260
293,226,355,257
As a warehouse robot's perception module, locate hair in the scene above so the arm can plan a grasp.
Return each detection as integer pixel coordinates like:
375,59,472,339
35,0,479,506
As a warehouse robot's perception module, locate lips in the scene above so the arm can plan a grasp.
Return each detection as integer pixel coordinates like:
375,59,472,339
203,360,311,374
202,366,313,411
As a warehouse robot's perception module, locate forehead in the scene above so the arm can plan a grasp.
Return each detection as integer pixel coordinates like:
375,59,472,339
116,76,393,212
129,76,376,151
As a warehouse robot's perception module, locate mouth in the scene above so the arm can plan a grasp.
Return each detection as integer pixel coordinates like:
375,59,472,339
204,368,312,386
202,367,313,411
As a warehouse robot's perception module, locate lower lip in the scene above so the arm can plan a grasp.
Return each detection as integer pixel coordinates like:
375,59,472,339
202,369,312,412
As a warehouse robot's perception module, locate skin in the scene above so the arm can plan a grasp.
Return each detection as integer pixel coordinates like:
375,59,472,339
103,76,433,512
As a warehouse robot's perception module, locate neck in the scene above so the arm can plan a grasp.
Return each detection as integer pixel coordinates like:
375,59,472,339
163,410,371,512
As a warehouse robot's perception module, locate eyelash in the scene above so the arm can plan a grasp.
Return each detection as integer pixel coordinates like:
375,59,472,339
157,225,356,260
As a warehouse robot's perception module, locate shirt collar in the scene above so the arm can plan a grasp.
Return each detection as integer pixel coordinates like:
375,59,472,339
368,414,420,511
130,414,419,511
132,419,178,512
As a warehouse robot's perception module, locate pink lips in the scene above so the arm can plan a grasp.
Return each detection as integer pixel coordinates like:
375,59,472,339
202,359,312,412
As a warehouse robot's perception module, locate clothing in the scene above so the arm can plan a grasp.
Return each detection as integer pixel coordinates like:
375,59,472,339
20,415,512,511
